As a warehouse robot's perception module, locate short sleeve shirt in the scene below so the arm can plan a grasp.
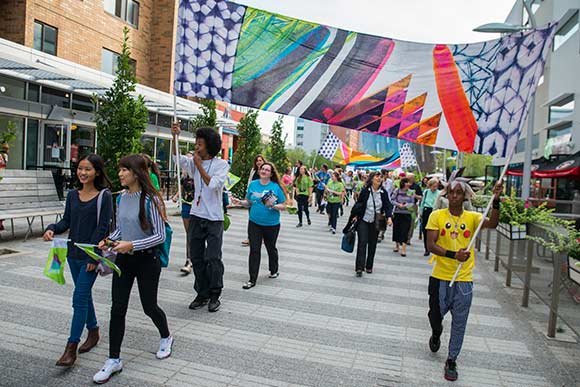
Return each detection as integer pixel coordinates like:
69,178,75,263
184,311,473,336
247,180,287,226
326,181,344,203
426,209,483,282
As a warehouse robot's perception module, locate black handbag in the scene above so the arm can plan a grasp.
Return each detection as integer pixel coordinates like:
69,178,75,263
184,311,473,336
371,190,386,231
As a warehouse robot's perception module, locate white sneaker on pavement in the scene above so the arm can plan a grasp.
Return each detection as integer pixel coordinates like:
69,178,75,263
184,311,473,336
156,336,173,359
93,358,123,384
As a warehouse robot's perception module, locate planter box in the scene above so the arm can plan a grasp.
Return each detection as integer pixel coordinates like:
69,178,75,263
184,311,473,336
497,222,527,240
567,256,580,287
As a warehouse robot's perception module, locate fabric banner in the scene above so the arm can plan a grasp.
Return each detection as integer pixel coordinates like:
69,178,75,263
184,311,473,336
400,143,418,169
318,131,383,165
43,238,68,285
225,172,241,190
76,243,122,277
175,0,557,156
349,153,401,170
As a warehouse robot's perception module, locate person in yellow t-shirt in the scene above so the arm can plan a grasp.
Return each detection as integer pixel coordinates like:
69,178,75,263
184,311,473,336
426,173,502,383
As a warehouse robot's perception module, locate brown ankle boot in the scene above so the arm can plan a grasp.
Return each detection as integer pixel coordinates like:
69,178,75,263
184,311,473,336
56,342,78,367
78,327,99,354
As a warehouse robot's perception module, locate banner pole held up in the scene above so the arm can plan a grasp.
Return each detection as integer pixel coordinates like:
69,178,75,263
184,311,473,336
448,149,513,287
173,93,182,209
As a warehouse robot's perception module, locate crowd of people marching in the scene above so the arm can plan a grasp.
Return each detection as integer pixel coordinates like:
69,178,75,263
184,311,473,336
41,122,503,384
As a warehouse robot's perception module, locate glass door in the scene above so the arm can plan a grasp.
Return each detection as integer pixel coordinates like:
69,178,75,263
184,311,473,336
43,122,69,167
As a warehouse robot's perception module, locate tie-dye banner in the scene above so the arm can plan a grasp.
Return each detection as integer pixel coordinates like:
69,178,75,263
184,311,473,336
349,153,401,170
175,0,556,156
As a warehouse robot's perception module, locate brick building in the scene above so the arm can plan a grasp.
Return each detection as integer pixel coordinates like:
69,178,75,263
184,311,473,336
0,0,240,182
0,0,177,93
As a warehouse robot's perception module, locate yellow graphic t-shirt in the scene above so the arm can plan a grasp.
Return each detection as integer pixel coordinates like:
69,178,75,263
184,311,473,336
426,209,483,282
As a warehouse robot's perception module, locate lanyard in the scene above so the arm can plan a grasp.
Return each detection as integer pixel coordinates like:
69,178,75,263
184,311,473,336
196,159,213,207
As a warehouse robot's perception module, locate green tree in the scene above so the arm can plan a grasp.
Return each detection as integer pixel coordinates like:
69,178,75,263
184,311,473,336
95,27,148,188
267,116,288,173
230,109,262,198
286,147,309,169
191,98,217,130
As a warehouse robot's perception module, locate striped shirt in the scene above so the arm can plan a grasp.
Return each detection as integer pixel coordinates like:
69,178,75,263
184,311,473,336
108,191,166,251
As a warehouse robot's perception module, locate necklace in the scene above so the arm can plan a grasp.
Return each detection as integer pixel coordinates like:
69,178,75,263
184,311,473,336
196,159,214,207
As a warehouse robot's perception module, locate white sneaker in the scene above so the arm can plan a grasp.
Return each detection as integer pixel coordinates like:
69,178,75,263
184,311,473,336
156,336,173,359
93,358,123,384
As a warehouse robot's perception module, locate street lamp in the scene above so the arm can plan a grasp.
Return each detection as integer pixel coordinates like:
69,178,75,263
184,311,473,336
473,0,537,200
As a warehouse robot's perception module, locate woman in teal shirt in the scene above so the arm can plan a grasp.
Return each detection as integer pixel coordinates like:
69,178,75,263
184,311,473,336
233,162,287,289
420,178,440,256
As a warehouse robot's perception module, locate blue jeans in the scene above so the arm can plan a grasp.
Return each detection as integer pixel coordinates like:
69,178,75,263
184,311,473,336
327,202,340,230
68,258,98,343
428,277,473,360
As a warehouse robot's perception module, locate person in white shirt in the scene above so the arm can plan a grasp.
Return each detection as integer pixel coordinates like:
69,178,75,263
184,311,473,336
171,123,229,313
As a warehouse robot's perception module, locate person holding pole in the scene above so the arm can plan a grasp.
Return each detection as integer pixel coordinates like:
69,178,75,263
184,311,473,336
425,171,502,382
171,122,229,313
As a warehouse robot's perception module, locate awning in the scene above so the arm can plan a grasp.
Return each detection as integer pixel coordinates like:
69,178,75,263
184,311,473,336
506,153,580,179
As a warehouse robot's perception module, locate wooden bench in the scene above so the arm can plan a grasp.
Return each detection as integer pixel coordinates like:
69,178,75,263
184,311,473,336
0,169,65,240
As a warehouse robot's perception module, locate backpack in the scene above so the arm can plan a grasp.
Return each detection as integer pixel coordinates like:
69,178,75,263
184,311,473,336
146,198,173,268
116,193,173,268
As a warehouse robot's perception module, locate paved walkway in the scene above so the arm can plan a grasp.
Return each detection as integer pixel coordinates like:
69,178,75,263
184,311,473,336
0,205,579,386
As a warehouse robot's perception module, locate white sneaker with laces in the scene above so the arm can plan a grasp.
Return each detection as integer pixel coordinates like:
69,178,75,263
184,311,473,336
93,358,123,384
156,336,173,359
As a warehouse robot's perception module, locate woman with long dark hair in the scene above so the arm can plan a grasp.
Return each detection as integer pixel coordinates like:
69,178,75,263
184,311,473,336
391,177,417,256
241,154,266,246
345,171,393,276
294,165,313,227
43,154,113,367
233,161,287,289
93,154,171,384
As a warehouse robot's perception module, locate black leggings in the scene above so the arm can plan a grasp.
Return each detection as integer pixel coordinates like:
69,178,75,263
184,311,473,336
248,221,280,282
296,194,310,223
421,207,433,251
109,250,169,358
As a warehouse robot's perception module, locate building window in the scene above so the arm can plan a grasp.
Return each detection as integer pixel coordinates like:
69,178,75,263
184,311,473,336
157,114,172,128
549,95,575,123
72,94,94,112
0,75,26,100
104,0,140,28
155,138,170,170
101,48,136,76
548,122,572,139
70,125,95,164
26,119,39,168
0,115,25,169
33,21,57,55
554,11,579,51
41,86,70,108
27,83,40,102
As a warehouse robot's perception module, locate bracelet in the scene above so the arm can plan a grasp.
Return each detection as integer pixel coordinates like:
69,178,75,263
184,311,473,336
492,199,500,210
444,250,456,259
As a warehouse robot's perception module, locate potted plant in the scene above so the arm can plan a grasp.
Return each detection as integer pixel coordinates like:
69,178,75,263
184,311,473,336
498,193,561,240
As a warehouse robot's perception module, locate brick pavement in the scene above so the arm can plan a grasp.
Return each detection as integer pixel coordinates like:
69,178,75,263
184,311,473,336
0,206,579,386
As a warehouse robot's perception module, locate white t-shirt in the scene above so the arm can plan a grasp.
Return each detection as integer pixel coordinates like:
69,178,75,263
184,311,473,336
175,155,229,221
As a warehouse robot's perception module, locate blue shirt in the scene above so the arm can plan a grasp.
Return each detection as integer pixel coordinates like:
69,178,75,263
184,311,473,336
316,171,330,190
246,180,286,226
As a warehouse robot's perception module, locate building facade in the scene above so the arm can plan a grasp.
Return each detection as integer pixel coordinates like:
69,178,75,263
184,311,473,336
496,0,579,199
294,118,328,154
0,0,177,93
0,0,242,185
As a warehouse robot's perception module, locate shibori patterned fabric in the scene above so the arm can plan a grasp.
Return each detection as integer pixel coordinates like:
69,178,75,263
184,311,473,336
318,131,341,160
175,0,557,156
399,143,418,169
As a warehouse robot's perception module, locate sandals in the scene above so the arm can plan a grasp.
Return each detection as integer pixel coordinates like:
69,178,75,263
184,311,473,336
242,281,255,289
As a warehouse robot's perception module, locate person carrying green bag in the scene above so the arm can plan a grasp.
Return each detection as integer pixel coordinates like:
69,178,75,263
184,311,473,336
43,154,113,368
